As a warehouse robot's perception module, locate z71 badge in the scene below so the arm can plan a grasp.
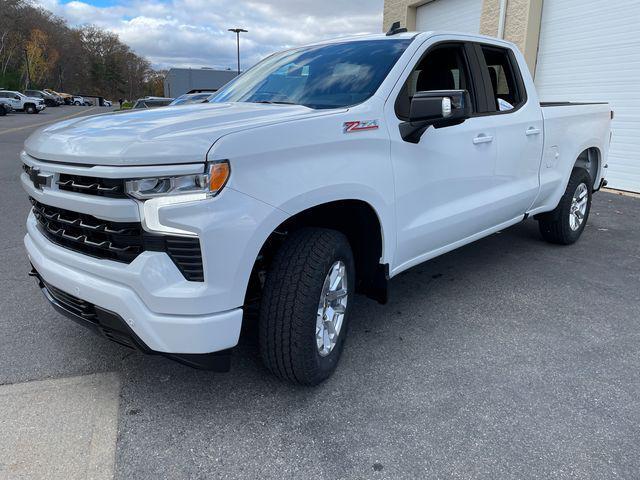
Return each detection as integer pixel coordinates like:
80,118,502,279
343,120,379,133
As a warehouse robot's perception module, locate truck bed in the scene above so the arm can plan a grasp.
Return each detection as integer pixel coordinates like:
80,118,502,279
532,101,611,215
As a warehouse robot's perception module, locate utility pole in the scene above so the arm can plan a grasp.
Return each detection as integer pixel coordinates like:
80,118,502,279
227,28,247,76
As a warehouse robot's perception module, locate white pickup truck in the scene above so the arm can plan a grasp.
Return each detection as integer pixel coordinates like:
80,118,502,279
0,90,46,113
22,30,611,385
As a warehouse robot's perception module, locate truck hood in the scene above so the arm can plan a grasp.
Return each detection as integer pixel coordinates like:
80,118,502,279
25,102,340,166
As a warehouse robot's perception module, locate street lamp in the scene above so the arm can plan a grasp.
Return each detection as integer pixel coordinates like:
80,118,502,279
228,28,248,76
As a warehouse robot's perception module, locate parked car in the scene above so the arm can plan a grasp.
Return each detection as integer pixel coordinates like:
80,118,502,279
132,96,173,109
72,96,85,106
168,93,212,106
45,89,72,105
24,89,61,107
0,96,14,114
21,31,611,385
0,90,45,113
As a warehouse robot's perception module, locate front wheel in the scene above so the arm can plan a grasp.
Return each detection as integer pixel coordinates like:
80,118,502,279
25,104,36,114
538,168,592,245
259,228,355,385
74,101,81,106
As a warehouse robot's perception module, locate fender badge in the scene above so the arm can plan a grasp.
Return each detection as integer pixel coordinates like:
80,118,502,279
343,120,379,133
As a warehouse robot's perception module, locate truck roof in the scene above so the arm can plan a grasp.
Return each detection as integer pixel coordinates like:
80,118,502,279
307,31,516,49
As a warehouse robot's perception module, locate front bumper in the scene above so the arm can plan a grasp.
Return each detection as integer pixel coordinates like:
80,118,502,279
25,221,243,356
29,267,232,370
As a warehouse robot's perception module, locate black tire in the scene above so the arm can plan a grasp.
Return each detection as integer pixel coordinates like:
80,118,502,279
259,228,355,385
74,101,81,106
25,104,36,114
538,168,592,245
0,105,6,116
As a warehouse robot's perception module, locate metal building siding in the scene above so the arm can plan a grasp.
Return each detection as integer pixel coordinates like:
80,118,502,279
415,0,483,34
535,0,640,192
163,69,238,98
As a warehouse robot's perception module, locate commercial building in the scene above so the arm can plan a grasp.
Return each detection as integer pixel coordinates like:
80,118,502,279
163,68,238,98
383,0,640,192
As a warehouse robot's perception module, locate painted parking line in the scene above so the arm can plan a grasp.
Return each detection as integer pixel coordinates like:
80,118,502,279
0,107,99,136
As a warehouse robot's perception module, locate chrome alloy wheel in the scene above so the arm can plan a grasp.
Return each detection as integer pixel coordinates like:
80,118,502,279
569,182,589,231
316,261,349,357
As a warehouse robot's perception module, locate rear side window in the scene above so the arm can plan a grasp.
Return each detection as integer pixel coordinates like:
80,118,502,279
480,46,524,112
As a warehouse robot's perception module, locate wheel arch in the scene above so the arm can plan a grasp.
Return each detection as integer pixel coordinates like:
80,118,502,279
245,198,390,307
573,146,601,190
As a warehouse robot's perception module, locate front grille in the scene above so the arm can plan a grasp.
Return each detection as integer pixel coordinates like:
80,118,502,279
57,173,126,198
30,198,204,281
31,198,144,262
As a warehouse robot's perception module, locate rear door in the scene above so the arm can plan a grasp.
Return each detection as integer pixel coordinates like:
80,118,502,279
473,43,543,218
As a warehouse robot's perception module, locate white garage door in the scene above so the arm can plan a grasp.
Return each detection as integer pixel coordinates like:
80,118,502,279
415,0,483,34
535,0,640,192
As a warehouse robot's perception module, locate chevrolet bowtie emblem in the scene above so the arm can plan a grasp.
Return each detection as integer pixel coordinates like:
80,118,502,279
28,167,52,190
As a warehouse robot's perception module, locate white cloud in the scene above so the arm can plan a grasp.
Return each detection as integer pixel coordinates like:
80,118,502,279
36,0,384,70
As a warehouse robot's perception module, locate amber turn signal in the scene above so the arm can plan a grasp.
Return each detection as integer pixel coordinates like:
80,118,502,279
209,161,230,194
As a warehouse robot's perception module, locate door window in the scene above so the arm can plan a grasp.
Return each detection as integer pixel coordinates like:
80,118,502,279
480,46,525,112
395,44,475,120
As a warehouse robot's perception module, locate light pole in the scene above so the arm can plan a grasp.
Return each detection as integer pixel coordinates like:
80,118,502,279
228,28,248,76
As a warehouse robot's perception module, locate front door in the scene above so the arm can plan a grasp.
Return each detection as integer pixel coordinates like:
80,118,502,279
386,40,502,274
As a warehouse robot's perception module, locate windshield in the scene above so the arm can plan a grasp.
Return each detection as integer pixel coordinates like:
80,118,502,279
211,39,412,109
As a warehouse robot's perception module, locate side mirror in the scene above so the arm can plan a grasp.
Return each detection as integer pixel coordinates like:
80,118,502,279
400,90,472,143
14,95,20,100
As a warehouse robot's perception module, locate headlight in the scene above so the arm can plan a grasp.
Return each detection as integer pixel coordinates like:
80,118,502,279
125,160,230,200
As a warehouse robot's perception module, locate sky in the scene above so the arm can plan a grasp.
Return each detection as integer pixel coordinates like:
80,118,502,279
35,0,385,70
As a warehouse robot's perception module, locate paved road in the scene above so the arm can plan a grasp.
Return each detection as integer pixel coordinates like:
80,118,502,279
1,106,639,479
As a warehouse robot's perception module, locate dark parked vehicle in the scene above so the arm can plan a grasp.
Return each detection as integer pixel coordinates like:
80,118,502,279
24,90,61,107
169,93,212,106
132,96,174,109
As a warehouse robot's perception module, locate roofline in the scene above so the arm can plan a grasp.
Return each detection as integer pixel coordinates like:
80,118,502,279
288,31,517,52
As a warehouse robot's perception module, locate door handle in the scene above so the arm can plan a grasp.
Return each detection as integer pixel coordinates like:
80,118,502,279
526,127,541,136
473,134,494,145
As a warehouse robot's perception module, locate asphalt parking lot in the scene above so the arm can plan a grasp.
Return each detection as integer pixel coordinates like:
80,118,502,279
1,106,639,479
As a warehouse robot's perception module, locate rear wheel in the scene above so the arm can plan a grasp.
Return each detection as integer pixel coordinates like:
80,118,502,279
0,105,6,116
538,168,592,245
74,101,81,106
259,228,355,385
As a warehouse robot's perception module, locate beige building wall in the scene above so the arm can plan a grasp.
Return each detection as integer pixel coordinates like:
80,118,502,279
382,0,543,72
